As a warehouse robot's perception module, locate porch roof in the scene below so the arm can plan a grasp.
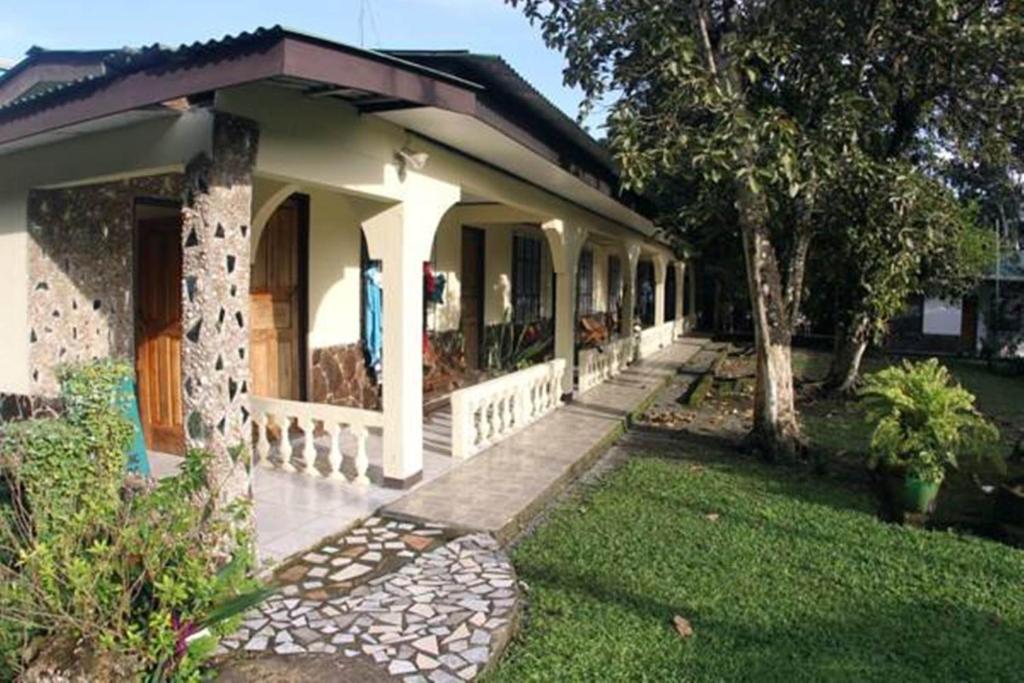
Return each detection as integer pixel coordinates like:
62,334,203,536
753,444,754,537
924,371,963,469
0,26,656,235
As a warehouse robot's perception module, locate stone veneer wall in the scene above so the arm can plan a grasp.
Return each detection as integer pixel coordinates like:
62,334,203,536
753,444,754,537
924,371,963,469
310,330,468,411
180,114,258,508
310,343,382,411
26,174,183,396
428,329,466,373
0,393,62,422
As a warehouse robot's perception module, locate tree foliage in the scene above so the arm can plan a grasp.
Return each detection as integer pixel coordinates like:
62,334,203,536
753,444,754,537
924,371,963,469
510,0,1024,454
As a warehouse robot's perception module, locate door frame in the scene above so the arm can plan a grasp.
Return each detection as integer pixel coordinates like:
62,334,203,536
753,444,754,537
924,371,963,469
132,198,184,455
294,194,311,401
461,226,486,370
250,193,311,401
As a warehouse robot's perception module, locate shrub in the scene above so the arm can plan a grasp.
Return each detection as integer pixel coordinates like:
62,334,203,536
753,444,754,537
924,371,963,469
0,361,267,681
860,358,1001,484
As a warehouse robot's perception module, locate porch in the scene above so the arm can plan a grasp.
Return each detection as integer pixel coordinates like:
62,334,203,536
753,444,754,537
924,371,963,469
151,333,700,564
9,51,698,568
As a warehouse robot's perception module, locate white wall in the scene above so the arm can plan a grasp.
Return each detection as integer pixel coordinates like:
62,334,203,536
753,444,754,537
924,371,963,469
307,189,365,349
922,298,963,336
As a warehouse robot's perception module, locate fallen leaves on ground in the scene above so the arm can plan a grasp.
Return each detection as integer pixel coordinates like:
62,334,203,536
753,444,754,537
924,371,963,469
673,615,694,638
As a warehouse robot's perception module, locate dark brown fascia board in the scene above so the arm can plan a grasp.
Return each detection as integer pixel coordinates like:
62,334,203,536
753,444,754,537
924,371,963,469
0,42,287,147
280,39,477,116
0,34,482,149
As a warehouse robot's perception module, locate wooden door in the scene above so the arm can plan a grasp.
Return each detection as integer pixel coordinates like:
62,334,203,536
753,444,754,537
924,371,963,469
136,217,185,455
250,200,306,400
461,227,485,370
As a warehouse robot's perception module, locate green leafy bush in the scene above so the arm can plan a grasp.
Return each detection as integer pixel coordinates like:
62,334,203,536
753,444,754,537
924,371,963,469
860,358,1001,483
0,361,267,681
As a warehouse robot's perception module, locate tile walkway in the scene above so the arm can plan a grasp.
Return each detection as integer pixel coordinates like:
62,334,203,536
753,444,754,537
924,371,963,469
382,339,705,541
217,516,517,682
214,337,705,681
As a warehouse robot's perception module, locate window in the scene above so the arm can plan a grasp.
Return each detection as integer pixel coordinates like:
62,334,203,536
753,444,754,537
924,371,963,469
607,255,622,313
577,249,594,316
512,234,543,322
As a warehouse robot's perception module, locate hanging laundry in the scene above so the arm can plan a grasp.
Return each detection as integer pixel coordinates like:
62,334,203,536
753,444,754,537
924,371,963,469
364,261,383,377
423,262,436,301
431,273,447,304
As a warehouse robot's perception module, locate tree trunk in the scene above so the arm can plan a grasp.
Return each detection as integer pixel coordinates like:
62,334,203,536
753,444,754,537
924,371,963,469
825,313,871,394
737,185,803,461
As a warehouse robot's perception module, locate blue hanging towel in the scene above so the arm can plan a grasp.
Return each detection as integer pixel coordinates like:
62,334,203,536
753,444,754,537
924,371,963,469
116,376,150,476
364,262,384,374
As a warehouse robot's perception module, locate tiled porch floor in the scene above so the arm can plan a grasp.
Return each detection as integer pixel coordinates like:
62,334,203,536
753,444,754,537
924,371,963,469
150,337,704,565
149,408,455,565
383,338,705,541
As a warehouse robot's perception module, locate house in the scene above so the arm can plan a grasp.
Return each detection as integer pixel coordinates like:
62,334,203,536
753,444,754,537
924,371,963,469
887,242,1024,358
0,27,695,505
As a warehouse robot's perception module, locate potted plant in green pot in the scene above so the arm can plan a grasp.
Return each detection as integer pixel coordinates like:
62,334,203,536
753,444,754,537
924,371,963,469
860,358,1001,517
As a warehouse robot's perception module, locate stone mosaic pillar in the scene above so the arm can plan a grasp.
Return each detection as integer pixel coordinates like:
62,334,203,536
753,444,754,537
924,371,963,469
181,113,259,507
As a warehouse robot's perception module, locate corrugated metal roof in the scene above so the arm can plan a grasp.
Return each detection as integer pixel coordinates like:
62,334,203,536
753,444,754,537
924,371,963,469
0,26,485,118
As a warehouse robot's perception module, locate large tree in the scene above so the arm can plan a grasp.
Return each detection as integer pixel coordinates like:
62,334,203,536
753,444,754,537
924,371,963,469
817,163,995,394
815,1,1024,391
511,0,1024,458
511,0,876,458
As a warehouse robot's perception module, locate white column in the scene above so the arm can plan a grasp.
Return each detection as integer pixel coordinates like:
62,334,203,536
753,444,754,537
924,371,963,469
543,219,587,397
674,262,686,323
363,176,459,486
654,255,668,327
688,263,698,328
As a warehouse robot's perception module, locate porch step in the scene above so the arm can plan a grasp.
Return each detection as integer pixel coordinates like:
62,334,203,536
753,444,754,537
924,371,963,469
381,338,707,544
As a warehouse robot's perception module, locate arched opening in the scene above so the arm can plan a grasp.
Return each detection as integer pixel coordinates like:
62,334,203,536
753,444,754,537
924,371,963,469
636,259,656,328
249,194,309,400
665,263,677,322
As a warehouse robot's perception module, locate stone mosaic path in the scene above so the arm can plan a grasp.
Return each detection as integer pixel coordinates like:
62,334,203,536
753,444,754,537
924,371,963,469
216,517,519,682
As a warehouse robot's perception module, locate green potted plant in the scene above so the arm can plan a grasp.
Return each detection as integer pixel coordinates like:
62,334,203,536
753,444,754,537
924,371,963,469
860,358,1001,515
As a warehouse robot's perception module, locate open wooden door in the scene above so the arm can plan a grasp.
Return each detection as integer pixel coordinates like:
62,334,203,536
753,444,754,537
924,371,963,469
461,227,485,370
135,215,185,455
250,198,308,400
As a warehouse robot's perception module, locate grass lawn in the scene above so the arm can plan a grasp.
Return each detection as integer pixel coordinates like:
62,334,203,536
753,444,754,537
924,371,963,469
490,447,1024,682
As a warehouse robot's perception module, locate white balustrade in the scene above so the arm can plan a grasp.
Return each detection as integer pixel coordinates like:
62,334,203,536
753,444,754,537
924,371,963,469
578,335,637,394
250,396,383,485
451,358,566,461
637,320,677,359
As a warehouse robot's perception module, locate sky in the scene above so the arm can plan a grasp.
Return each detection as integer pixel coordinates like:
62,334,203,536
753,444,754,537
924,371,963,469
0,0,605,131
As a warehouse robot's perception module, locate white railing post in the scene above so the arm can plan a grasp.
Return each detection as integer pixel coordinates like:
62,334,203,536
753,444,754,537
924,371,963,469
327,422,344,481
254,411,270,465
248,396,385,486
300,417,317,477
352,425,370,485
278,415,295,472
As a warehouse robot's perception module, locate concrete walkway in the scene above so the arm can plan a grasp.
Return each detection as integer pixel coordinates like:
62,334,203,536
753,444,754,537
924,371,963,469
382,338,704,542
